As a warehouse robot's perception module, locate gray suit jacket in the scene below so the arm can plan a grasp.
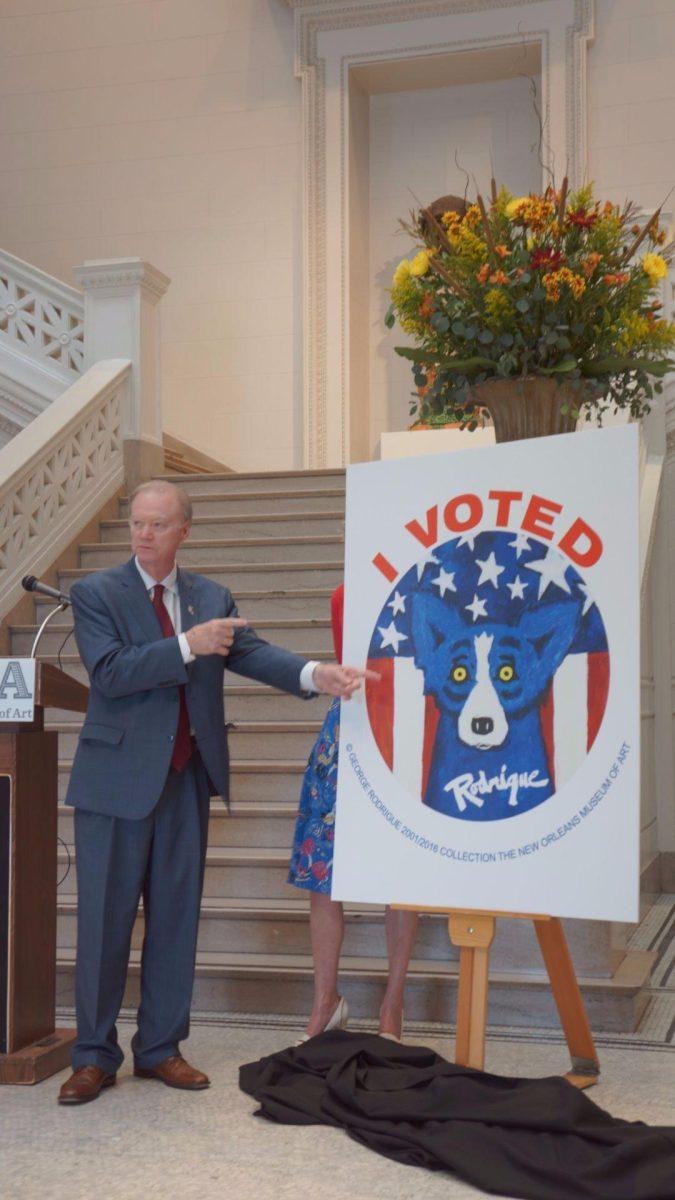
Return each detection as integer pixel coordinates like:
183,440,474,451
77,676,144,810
66,557,310,819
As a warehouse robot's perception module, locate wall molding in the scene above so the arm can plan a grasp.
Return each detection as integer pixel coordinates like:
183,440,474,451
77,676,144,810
285,0,595,466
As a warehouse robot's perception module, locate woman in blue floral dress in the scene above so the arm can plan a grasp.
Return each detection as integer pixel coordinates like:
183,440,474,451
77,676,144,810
288,585,418,1041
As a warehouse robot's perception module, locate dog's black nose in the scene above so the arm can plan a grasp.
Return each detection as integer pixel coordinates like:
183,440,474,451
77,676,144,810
472,717,494,736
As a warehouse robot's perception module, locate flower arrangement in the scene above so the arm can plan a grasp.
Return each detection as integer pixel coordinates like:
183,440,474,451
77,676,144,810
386,181,675,430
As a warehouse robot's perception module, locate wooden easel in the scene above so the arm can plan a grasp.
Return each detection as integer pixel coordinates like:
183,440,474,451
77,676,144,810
395,906,600,1090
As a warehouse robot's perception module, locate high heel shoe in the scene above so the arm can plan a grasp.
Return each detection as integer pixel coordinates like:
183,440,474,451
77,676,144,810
295,996,349,1045
377,1011,404,1043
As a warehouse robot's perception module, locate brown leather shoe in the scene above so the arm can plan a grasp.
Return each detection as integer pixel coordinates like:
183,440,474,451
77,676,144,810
58,1066,116,1105
134,1054,210,1090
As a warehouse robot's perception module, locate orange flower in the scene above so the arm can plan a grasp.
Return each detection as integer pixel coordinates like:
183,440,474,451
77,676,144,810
543,267,586,302
495,243,511,258
419,292,435,320
488,269,509,285
476,263,490,285
603,201,616,216
602,272,630,287
417,367,437,399
581,252,602,277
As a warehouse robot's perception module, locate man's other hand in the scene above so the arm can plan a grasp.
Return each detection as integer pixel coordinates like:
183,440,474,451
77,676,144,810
185,618,248,657
312,663,380,699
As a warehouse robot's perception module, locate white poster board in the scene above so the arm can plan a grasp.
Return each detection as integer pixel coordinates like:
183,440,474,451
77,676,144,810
333,426,639,923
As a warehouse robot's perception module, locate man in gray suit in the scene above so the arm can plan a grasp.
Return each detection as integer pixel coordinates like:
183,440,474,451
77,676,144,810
58,480,370,1105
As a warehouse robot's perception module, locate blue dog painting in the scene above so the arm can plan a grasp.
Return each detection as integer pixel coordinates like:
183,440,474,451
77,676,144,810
366,530,609,822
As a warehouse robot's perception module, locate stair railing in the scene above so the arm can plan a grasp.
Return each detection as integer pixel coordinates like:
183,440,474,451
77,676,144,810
0,359,131,620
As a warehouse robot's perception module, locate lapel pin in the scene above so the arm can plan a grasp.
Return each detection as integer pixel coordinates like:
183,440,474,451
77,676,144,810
188,605,195,615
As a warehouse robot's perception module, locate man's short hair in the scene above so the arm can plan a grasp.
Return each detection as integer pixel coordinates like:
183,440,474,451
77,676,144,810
130,480,193,524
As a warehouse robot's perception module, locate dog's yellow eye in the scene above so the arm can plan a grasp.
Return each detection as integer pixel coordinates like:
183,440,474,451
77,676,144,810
498,665,515,683
452,666,468,683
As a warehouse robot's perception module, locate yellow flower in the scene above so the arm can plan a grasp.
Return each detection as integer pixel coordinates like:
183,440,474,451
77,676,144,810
455,226,488,266
642,252,668,285
484,288,514,329
410,250,431,277
392,259,412,288
505,197,528,219
543,268,586,302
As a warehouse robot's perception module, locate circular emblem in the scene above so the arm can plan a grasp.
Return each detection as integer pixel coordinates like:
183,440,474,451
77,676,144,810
365,529,609,822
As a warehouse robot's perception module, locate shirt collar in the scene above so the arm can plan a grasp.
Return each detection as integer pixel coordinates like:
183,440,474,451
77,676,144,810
134,557,178,594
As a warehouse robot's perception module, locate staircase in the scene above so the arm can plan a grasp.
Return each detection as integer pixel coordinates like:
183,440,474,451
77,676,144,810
9,467,654,1034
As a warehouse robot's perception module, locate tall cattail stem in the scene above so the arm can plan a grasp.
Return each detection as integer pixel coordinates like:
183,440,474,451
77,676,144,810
621,206,662,264
420,207,455,257
556,176,568,234
476,195,496,257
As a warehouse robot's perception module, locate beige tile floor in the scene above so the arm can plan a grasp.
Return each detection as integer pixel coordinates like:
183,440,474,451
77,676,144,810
1,1020,674,1200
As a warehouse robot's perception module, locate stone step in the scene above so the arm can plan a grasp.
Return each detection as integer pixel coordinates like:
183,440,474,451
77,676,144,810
46,685,331,725
60,840,639,977
57,845,299,900
51,720,320,761
35,588,337,624
101,512,345,542
53,876,629,981
57,801,300,849
79,535,345,569
58,759,306,803
118,489,345,518
59,561,343,590
55,946,653,1033
148,468,345,495
12,618,335,657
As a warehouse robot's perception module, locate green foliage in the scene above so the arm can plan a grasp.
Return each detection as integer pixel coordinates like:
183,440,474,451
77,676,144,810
386,183,675,428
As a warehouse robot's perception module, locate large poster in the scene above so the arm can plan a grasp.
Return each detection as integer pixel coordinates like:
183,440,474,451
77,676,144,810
332,426,639,922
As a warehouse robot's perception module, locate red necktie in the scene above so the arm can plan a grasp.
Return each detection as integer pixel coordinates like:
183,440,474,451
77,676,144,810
152,583,193,773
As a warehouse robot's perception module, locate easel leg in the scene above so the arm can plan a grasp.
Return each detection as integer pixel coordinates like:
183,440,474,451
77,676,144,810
534,917,600,1089
448,915,495,1071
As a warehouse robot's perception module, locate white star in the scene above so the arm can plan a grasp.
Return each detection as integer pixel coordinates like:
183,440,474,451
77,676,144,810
465,594,488,622
509,532,532,559
457,531,480,550
524,549,572,599
578,582,594,616
431,568,457,598
475,551,505,589
507,575,528,601
377,621,408,653
387,590,406,616
415,549,440,581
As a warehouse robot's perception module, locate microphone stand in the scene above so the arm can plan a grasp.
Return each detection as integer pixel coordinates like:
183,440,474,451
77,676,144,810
31,602,70,659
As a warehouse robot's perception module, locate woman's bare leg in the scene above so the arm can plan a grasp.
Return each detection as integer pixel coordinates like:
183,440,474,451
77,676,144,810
305,891,345,1036
379,908,419,1038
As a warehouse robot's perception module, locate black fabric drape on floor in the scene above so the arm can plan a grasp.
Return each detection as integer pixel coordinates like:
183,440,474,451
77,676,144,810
239,1031,675,1200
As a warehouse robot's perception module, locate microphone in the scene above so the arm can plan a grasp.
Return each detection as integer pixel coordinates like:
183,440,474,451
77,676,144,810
22,575,71,606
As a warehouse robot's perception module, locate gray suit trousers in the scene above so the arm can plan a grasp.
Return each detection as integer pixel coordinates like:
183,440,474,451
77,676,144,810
72,753,210,1072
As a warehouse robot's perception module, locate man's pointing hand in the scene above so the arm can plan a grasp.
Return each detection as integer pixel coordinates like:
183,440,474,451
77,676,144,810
185,617,248,657
312,663,381,699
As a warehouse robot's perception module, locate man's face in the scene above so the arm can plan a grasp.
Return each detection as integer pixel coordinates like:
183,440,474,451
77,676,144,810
129,489,190,579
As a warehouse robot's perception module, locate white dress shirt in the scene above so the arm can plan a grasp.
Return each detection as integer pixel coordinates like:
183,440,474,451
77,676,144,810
134,557,319,691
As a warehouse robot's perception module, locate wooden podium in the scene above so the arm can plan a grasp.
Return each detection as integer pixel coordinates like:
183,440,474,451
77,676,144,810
0,662,88,1084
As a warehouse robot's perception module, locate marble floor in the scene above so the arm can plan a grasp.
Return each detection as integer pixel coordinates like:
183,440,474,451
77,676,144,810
1,1018,674,1200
